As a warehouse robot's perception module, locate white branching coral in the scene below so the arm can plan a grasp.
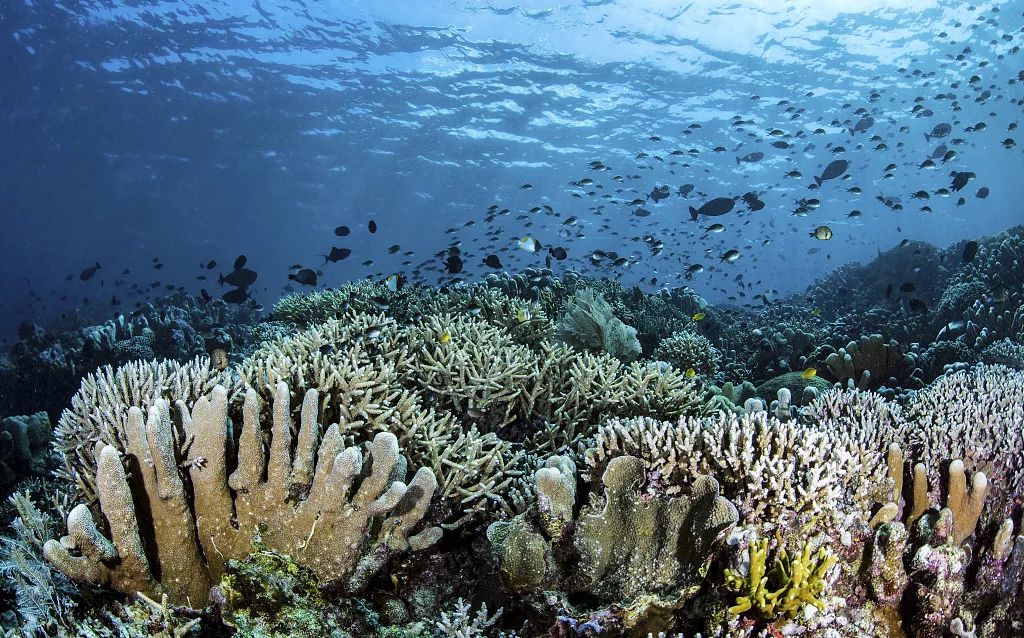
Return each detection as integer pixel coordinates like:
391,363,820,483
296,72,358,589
901,365,1024,514
584,407,897,528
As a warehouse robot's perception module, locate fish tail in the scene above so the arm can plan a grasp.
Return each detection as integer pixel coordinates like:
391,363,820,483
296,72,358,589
322,255,329,266
689,207,698,221
813,176,822,187
924,133,931,142
735,156,740,165
217,274,224,286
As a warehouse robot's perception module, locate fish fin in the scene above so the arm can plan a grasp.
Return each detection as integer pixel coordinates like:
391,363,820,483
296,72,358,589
689,207,698,221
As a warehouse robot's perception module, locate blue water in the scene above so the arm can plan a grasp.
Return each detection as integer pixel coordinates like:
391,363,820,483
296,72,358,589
2,0,1022,342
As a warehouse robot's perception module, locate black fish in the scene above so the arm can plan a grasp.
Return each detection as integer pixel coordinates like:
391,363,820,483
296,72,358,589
218,268,258,288
335,225,350,237
908,298,928,313
677,184,694,198
200,289,212,303
222,288,248,304
814,159,849,186
233,255,247,270
323,247,352,264
925,123,951,141
736,152,764,164
951,171,973,192
962,240,979,263
976,186,989,199
79,263,100,281
483,254,502,269
288,268,318,286
549,246,567,260
368,220,377,233
900,282,916,293
388,244,401,254
689,197,735,221
647,185,671,202
206,260,216,270
445,254,463,274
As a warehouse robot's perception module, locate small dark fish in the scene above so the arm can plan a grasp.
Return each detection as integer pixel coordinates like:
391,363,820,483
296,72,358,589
677,184,694,198
206,260,216,270
962,240,979,263
319,344,334,356
288,268,318,286
368,220,377,233
851,116,874,133
335,225,351,237
549,246,567,260
388,244,401,254
647,185,671,202
900,282,916,293
976,186,989,199
951,171,973,192
79,263,101,281
483,254,503,269
736,151,764,164
200,289,212,303
233,255,247,270
323,247,352,264
814,159,849,187
218,268,258,288
925,123,951,141
689,197,735,221
520,183,533,189
908,298,928,313
222,288,249,304
445,254,463,274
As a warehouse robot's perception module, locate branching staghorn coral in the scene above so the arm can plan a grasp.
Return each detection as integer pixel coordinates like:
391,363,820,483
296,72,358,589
55,356,239,502
488,455,737,634
44,382,441,605
583,407,897,530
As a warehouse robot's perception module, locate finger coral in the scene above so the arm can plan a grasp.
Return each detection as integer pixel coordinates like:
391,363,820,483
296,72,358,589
44,382,441,605
488,455,737,635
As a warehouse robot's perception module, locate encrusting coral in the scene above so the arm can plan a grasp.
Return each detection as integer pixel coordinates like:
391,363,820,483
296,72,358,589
44,382,441,605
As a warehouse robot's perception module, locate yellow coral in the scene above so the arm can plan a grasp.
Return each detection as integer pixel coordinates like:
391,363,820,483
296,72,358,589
725,539,837,619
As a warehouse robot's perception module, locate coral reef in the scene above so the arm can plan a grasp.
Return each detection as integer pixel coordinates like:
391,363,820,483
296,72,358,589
2,228,1023,638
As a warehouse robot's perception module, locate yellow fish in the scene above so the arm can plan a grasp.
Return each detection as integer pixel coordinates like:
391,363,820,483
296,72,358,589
438,331,451,345
810,225,833,240
692,312,705,321
801,367,817,380
518,236,539,252
811,308,822,317
516,308,532,323
385,274,399,292
685,367,697,378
